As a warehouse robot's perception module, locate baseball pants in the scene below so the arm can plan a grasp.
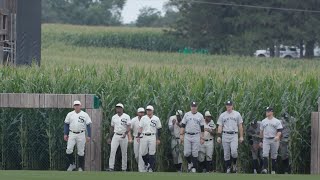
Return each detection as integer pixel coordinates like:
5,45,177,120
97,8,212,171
109,134,128,170
222,133,238,160
198,139,214,162
66,132,86,156
140,135,157,156
279,139,289,160
251,142,263,160
134,137,145,172
171,138,183,165
263,138,280,159
183,134,200,157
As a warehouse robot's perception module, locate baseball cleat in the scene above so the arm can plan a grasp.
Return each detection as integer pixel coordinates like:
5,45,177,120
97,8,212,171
107,168,114,172
261,169,268,174
226,167,231,174
67,164,76,171
253,169,257,174
144,164,150,171
78,167,83,171
148,169,153,173
191,168,196,173
271,171,276,174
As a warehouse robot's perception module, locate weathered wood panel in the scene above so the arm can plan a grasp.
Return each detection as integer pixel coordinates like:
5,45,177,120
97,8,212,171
44,94,58,108
85,94,94,109
311,112,320,174
71,94,86,109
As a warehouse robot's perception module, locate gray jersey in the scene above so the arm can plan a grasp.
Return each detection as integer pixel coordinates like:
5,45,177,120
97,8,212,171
280,119,290,139
217,110,243,132
181,111,205,134
168,115,181,138
246,121,261,143
260,117,283,138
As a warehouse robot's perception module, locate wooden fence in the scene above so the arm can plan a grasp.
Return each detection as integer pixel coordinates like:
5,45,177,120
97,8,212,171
311,97,320,174
0,93,102,171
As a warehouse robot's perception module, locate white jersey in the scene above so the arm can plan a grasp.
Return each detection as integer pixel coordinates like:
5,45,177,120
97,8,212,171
168,115,181,138
139,115,162,134
204,120,216,139
65,110,92,132
260,117,283,138
111,113,131,134
217,110,243,132
131,116,142,137
182,111,205,134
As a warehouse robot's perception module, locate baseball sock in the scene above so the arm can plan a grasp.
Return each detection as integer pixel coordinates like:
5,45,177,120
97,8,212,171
78,156,85,169
206,161,213,172
142,155,149,166
225,160,231,169
191,156,198,170
185,156,192,164
232,157,237,165
263,157,268,170
177,163,182,171
66,153,74,165
253,159,259,170
272,159,277,172
259,158,264,170
149,155,155,171
282,158,289,173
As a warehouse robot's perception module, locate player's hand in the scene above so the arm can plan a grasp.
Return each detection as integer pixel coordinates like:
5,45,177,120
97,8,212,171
200,138,205,145
64,135,68,142
239,137,244,143
172,119,176,125
259,142,263,148
86,137,91,143
107,138,112,144
180,135,184,144
217,137,222,144
128,137,133,143
274,136,280,142
156,139,161,145
137,137,140,143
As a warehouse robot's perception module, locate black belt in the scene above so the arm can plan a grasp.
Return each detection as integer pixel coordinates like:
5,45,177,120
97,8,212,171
186,132,199,135
143,133,155,136
265,137,275,140
205,139,213,141
116,133,124,136
70,130,85,134
175,137,180,139
223,131,238,134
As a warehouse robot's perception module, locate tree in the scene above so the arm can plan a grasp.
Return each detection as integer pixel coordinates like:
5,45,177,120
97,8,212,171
136,7,162,27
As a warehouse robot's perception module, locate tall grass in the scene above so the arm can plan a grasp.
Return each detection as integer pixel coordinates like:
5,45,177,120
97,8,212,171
0,24,319,173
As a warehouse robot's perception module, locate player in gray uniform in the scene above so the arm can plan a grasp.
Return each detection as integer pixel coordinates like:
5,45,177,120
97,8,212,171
246,120,263,174
107,103,132,171
198,111,216,173
217,100,244,173
260,107,283,174
64,100,92,171
137,105,162,172
168,110,183,172
131,108,145,172
280,112,291,174
180,102,205,173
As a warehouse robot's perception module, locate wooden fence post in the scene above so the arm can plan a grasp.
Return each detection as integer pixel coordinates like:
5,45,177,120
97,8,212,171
311,98,320,174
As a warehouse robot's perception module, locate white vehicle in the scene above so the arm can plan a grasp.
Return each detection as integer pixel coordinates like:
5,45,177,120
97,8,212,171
254,46,299,59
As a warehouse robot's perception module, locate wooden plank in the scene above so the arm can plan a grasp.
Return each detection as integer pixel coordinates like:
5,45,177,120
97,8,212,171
44,94,58,108
64,95,72,109
39,94,45,108
85,94,94,109
318,113,320,174
19,93,28,108
71,94,86,109
311,112,320,174
0,29,7,35
85,109,92,171
318,97,320,112
31,93,40,108
0,93,8,107
8,93,18,108
95,109,102,171
57,94,73,109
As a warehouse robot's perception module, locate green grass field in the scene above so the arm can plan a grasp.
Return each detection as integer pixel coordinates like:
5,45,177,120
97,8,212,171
0,171,319,180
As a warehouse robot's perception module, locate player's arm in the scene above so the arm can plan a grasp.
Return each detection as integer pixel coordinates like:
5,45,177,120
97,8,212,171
168,117,174,132
275,121,283,141
64,113,71,141
239,123,244,139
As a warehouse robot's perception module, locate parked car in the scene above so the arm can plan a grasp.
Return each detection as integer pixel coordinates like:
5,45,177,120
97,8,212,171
254,46,299,59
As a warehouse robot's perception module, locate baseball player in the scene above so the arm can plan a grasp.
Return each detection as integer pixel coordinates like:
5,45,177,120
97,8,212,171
131,107,146,172
260,107,283,174
107,103,132,171
280,113,291,174
246,120,263,174
216,100,244,173
180,102,205,173
137,105,162,172
198,111,216,173
168,110,184,172
64,100,92,171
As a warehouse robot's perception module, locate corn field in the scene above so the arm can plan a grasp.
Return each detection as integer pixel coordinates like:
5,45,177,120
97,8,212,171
0,24,319,173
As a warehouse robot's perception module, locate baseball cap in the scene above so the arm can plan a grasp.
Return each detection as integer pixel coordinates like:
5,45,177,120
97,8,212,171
266,107,274,112
205,111,212,117
116,103,124,109
225,100,233,106
137,107,145,113
73,100,81,106
191,101,197,107
176,110,183,116
146,105,154,111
